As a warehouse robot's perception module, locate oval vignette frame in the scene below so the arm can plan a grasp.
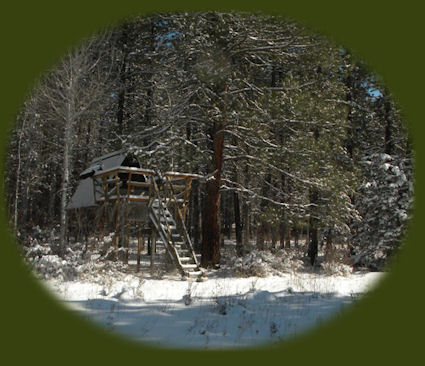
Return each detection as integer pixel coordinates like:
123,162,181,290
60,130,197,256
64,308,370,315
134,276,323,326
0,0,423,364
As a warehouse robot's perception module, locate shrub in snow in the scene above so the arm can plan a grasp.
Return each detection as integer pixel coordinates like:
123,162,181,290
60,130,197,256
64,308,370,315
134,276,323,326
29,254,77,281
25,241,52,259
233,249,304,277
320,244,353,276
321,261,353,276
23,232,85,281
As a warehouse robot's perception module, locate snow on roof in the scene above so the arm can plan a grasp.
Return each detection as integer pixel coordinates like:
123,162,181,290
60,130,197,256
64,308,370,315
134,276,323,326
79,150,127,179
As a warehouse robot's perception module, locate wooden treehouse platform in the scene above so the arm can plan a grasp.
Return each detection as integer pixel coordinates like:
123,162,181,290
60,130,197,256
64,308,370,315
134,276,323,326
67,151,205,280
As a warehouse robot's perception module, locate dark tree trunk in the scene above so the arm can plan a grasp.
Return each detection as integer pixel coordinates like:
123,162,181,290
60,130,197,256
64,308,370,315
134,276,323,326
191,179,201,251
285,226,291,248
271,225,278,249
116,25,130,140
256,223,266,250
324,228,334,260
307,188,319,266
222,192,231,239
279,221,286,249
293,224,299,247
234,190,243,256
143,21,156,125
201,120,225,268
257,173,272,250
308,219,318,266
242,199,250,246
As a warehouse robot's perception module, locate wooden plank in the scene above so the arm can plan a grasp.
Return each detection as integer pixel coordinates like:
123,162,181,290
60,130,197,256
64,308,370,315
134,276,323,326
97,195,150,203
167,184,186,191
93,166,155,178
164,171,202,179
128,181,151,188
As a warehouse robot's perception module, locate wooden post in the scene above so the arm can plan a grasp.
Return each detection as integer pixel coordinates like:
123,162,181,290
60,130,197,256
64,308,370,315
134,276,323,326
114,234,119,261
137,226,142,273
150,230,156,275
183,177,192,221
142,229,146,252
125,202,130,264
165,250,170,272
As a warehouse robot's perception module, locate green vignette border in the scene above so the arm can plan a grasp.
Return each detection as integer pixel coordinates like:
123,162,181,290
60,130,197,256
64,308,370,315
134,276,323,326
0,0,423,364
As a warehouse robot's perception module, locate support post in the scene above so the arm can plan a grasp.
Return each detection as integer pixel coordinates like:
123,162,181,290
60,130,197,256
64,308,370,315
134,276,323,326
114,234,119,261
137,226,142,273
150,230,156,275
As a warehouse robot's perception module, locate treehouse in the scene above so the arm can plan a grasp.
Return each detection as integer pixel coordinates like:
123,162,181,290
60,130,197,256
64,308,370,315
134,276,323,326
67,150,205,280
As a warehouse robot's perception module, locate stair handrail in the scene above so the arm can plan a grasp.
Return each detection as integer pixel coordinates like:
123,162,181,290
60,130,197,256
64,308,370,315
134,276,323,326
148,178,188,275
165,177,199,267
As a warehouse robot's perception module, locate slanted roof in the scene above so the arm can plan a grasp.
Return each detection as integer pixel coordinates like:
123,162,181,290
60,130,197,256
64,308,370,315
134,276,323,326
67,150,135,210
79,150,128,179
67,177,98,209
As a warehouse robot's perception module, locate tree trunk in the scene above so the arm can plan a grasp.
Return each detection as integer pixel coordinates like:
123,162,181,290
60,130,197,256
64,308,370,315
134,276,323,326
307,188,319,265
116,25,130,140
285,226,291,248
293,224,299,247
201,120,225,268
307,219,318,266
271,225,278,249
324,228,333,261
234,190,243,256
242,199,250,246
256,223,266,250
191,179,201,251
47,173,58,227
279,221,286,248
13,117,26,231
59,102,74,257
222,192,231,239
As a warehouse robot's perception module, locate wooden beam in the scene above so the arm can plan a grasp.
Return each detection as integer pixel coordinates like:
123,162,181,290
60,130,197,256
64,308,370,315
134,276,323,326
164,171,201,179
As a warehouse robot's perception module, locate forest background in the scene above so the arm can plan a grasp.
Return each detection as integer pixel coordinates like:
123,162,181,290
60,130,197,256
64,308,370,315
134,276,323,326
4,12,413,271
0,1,424,365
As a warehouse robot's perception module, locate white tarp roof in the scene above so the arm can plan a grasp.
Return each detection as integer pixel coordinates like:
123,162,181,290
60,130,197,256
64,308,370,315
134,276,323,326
67,150,128,209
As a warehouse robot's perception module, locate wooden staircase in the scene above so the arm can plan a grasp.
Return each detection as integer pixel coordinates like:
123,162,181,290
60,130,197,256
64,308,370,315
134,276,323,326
148,181,205,280
90,165,205,280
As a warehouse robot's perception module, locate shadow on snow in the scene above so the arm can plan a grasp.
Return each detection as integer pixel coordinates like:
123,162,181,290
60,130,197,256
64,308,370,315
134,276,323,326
66,288,355,349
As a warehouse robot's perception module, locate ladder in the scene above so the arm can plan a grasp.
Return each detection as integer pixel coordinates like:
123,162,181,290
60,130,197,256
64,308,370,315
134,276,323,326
148,181,205,280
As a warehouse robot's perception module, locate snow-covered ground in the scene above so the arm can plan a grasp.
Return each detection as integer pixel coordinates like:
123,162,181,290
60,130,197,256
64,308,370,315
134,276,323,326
44,269,383,349
24,235,384,349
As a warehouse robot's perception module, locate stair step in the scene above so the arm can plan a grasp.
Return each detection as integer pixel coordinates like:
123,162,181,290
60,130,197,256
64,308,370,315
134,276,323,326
160,218,174,223
185,270,204,277
165,225,177,230
179,257,192,262
155,210,171,216
182,263,198,270
160,224,177,231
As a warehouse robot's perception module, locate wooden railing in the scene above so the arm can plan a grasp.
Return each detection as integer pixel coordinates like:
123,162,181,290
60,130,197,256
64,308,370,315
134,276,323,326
92,167,155,204
91,167,199,218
